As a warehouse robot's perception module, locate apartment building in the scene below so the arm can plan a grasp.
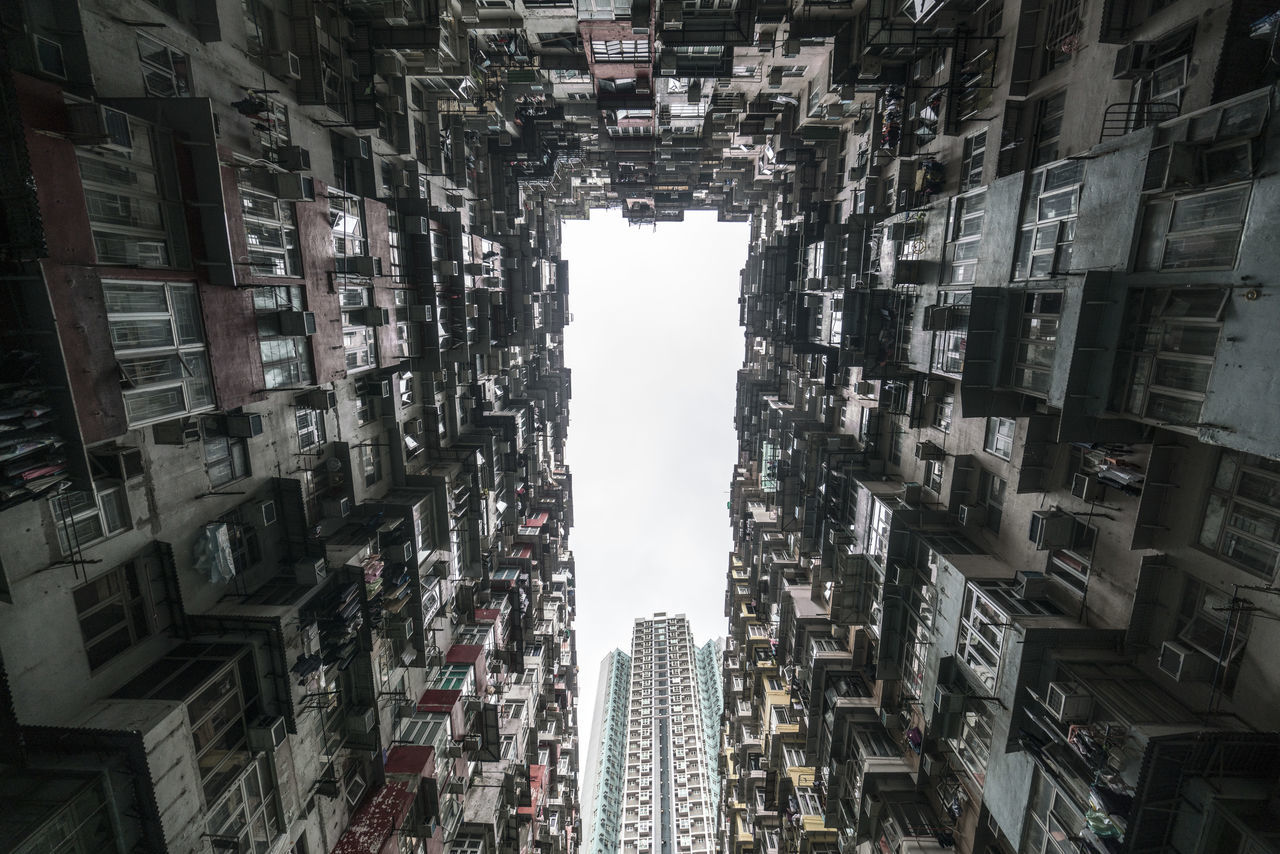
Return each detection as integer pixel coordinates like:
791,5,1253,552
716,3,1280,854
2,0,1280,851
582,616,722,854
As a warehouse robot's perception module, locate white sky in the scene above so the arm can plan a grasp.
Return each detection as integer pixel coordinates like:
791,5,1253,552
561,209,750,771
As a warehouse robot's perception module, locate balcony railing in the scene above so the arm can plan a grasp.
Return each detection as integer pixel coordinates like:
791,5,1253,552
1099,100,1181,141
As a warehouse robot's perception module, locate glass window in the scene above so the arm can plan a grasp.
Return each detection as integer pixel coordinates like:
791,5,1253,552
104,280,212,425
52,486,131,556
203,419,250,488
73,558,153,670
956,584,1006,691
1137,185,1250,271
983,417,1014,460
137,32,192,97
1199,452,1280,579
239,167,301,277
253,286,314,389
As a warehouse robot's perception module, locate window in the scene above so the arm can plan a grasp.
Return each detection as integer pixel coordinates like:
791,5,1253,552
1021,765,1084,854
253,286,314,389
960,131,986,190
343,758,368,809
590,39,650,62
932,391,954,434
930,291,971,374
1200,452,1280,579
137,33,191,97
1014,160,1082,279
1046,516,1097,593
239,167,301,277
1136,185,1250,271
948,703,993,790
330,191,368,261
1031,91,1067,166
341,287,377,372
949,191,985,284
242,0,276,61
104,281,213,425
203,418,250,487
296,408,325,452
1112,288,1226,427
433,663,474,692
1174,576,1249,693
977,470,1005,534
983,417,1015,460
79,124,183,268
924,459,943,494
1012,291,1062,394
73,558,153,670
186,655,258,803
793,787,822,816
359,443,382,488
52,486,130,555
204,756,283,851
1039,0,1081,76
956,584,1007,691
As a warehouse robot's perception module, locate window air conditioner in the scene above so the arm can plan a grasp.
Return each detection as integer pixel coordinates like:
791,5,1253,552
1111,42,1151,79
403,216,429,235
1071,472,1104,501
914,440,945,461
1015,570,1049,600
957,503,984,527
1044,682,1092,723
346,255,381,277
343,135,372,159
359,306,390,326
322,496,353,518
247,716,289,751
224,412,264,438
276,145,312,172
278,310,317,336
1028,510,1073,550
435,260,460,276
270,51,303,80
1157,640,1214,683
301,388,337,411
345,707,377,733
66,103,133,152
272,173,315,200
294,557,327,586
408,304,433,322
901,481,923,505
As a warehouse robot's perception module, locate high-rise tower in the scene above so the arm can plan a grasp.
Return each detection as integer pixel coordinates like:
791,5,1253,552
585,615,721,854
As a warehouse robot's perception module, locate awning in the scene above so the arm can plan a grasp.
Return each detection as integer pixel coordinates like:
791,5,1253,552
384,744,435,780
329,780,415,854
522,511,549,527
519,764,546,819
508,545,534,560
474,608,501,623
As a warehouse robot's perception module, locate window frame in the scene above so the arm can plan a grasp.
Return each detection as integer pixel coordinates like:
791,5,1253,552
52,485,131,556
983,417,1015,460
73,558,154,670
137,31,192,97
1199,451,1280,580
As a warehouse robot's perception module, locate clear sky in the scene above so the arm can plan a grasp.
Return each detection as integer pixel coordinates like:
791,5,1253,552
562,209,749,771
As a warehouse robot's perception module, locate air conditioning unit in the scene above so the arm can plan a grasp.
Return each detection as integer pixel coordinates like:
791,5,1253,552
1143,142,1202,193
1071,472,1104,501
359,306,390,326
1158,640,1214,683
403,216,429,235
272,173,315,200
302,389,337,411
854,380,874,396
270,51,303,80
462,734,482,752
345,707,377,733
276,145,312,172
294,557,327,586
390,618,415,640
322,496,352,518
1015,570,1049,600
442,744,463,759
66,103,133,152
247,716,289,751
278,310,317,336
957,503,985,527
408,304,433,322
1112,41,1151,79
435,260,460,276
343,136,372,159
389,539,414,564
901,482,922,505
405,418,424,435
258,500,277,526
914,440,945,461
346,255,381,277
224,413,264,438
446,778,466,794
1029,510,1073,550
1044,682,1092,724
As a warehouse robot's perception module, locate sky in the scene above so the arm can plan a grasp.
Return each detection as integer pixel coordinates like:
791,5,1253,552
561,209,749,769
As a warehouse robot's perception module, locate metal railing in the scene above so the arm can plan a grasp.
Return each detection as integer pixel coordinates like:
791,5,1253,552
1099,100,1181,141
